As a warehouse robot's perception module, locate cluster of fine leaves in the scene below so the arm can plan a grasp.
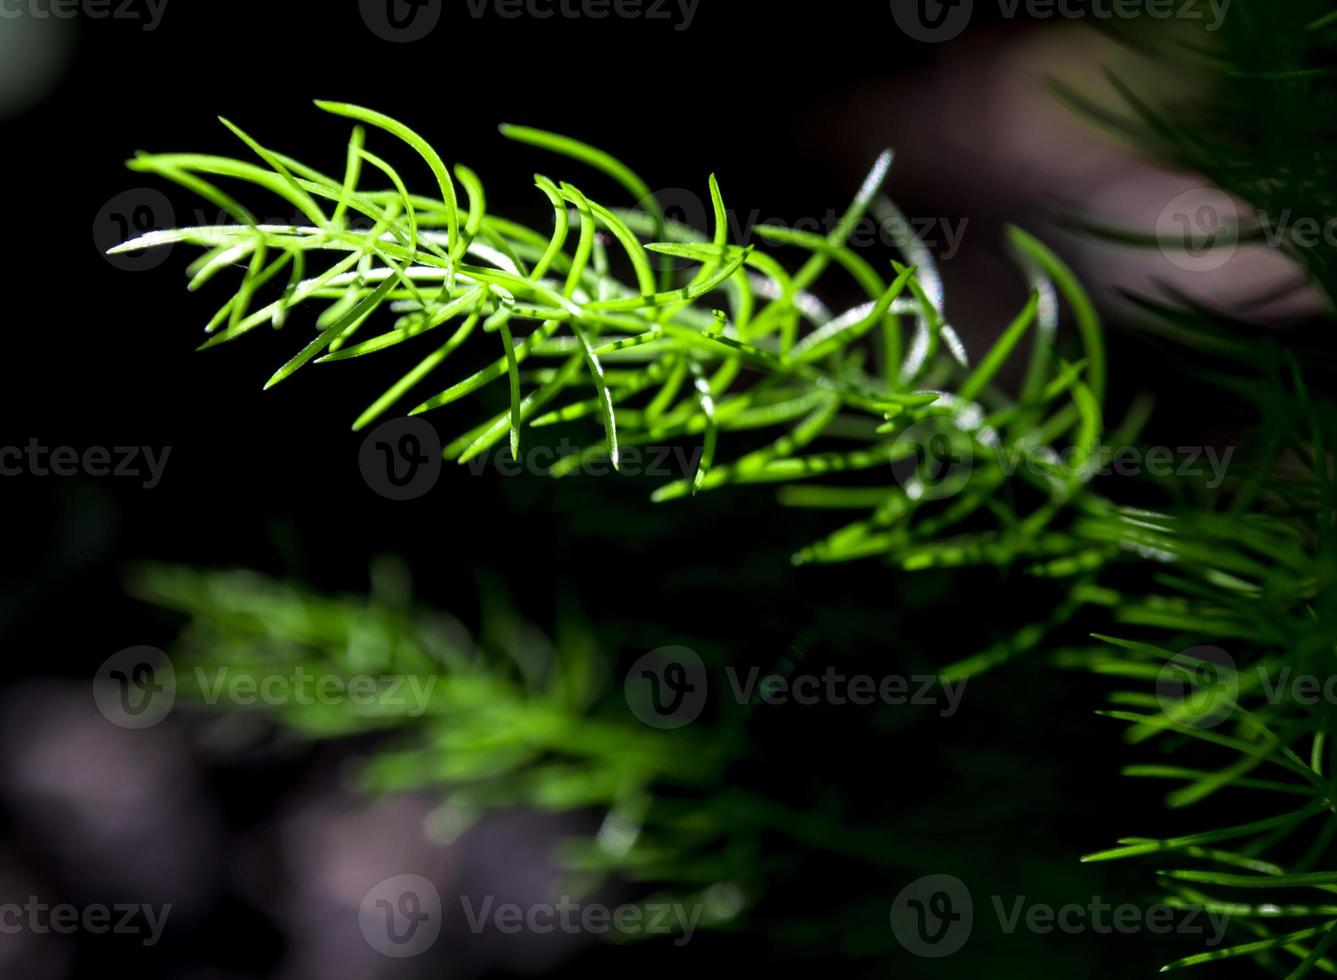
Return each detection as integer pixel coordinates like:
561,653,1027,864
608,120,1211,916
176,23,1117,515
1070,343,1337,975
110,104,1144,951
1057,3,1337,974
121,89,1337,966
114,101,1111,570
132,560,913,941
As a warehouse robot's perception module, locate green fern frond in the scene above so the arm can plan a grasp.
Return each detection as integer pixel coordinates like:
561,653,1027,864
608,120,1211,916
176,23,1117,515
115,103,1109,568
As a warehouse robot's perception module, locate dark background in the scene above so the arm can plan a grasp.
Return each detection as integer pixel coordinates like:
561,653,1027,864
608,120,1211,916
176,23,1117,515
0,2,1247,977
